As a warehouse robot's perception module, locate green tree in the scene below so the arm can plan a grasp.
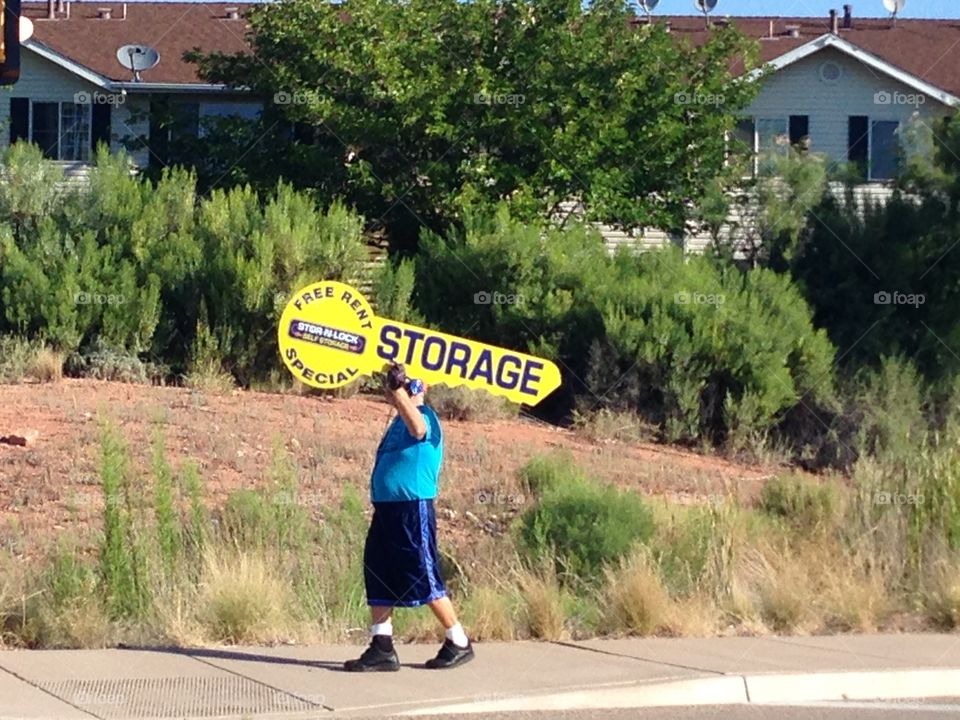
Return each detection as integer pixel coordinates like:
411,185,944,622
189,0,759,247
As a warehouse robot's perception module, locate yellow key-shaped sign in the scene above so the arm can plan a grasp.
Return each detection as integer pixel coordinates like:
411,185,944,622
278,280,562,405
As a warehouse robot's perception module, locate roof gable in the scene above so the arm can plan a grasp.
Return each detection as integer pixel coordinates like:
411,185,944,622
22,2,253,85
749,33,960,107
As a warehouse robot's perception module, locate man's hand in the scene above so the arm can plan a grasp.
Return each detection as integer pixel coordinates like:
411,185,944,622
384,363,427,440
386,363,407,391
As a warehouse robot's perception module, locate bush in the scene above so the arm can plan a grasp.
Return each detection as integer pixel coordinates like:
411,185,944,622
415,207,836,456
759,475,841,530
517,452,585,499
518,469,654,582
0,144,368,386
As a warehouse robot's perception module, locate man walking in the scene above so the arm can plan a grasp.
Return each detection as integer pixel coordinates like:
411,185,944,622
344,362,474,671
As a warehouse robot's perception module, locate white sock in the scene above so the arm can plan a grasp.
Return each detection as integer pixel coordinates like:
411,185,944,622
446,623,469,648
371,621,393,637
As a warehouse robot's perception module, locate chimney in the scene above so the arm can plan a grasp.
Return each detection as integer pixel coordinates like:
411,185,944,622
97,7,113,19
829,9,839,34
785,24,801,38
225,7,240,20
843,4,853,29
768,19,774,38
65,0,70,18
56,0,64,13
122,3,127,20
664,20,671,33
47,0,55,20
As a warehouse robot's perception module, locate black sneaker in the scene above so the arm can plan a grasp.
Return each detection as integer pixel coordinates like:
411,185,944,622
424,639,475,669
343,636,400,672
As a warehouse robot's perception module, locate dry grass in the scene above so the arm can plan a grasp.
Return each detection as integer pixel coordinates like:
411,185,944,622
460,584,517,641
572,408,657,444
184,363,236,395
924,558,960,630
28,346,64,383
516,566,567,640
603,548,672,636
198,550,293,644
429,385,518,422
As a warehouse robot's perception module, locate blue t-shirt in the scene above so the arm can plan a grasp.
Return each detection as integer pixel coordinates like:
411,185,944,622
371,405,443,502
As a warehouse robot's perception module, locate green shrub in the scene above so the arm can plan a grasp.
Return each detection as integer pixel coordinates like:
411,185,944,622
0,145,368,386
373,256,422,324
518,452,585,499
759,476,840,530
518,470,654,582
415,207,835,456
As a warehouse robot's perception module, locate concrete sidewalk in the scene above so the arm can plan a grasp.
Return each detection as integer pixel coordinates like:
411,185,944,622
0,634,957,719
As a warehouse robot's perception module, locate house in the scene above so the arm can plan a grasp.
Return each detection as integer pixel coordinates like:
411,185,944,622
662,8,960,181
3,3,958,251
4,2,258,170
598,8,960,253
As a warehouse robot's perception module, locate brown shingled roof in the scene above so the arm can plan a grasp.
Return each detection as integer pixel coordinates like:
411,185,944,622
23,2,254,84
20,4,960,98
642,15,960,98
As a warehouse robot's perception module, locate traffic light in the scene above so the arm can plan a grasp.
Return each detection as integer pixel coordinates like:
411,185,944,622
0,0,21,86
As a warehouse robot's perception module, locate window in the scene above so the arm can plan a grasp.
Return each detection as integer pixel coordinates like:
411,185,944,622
848,116,899,181
198,101,263,138
731,116,809,175
27,101,91,161
870,120,899,181
789,115,810,148
756,118,788,175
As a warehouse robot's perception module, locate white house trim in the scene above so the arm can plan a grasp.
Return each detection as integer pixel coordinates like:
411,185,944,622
114,82,238,93
23,40,114,90
748,33,960,108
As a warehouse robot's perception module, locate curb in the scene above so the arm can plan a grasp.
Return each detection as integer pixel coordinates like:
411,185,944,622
398,669,960,715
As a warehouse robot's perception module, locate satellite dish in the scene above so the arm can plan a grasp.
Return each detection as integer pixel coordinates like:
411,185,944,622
19,16,34,43
695,0,718,28
638,0,659,18
882,0,906,24
116,44,160,82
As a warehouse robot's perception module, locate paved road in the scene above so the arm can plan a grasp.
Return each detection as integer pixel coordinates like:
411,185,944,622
373,699,960,720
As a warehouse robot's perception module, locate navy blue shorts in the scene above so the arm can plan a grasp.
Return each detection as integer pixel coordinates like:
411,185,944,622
364,499,448,607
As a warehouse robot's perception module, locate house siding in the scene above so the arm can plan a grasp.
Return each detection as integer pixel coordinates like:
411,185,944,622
0,50,106,151
743,46,952,169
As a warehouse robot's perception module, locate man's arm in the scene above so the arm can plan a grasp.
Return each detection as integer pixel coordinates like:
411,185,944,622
390,388,427,440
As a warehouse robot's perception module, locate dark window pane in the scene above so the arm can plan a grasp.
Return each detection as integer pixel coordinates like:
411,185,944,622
870,120,899,181
10,98,28,143
32,102,60,159
848,115,869,178
789,115,809,146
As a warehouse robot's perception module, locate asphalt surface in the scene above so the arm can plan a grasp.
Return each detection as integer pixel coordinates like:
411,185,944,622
372,699,960,720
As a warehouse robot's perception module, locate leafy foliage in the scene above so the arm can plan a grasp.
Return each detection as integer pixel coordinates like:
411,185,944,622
189,0,760,246
0,143,368,384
